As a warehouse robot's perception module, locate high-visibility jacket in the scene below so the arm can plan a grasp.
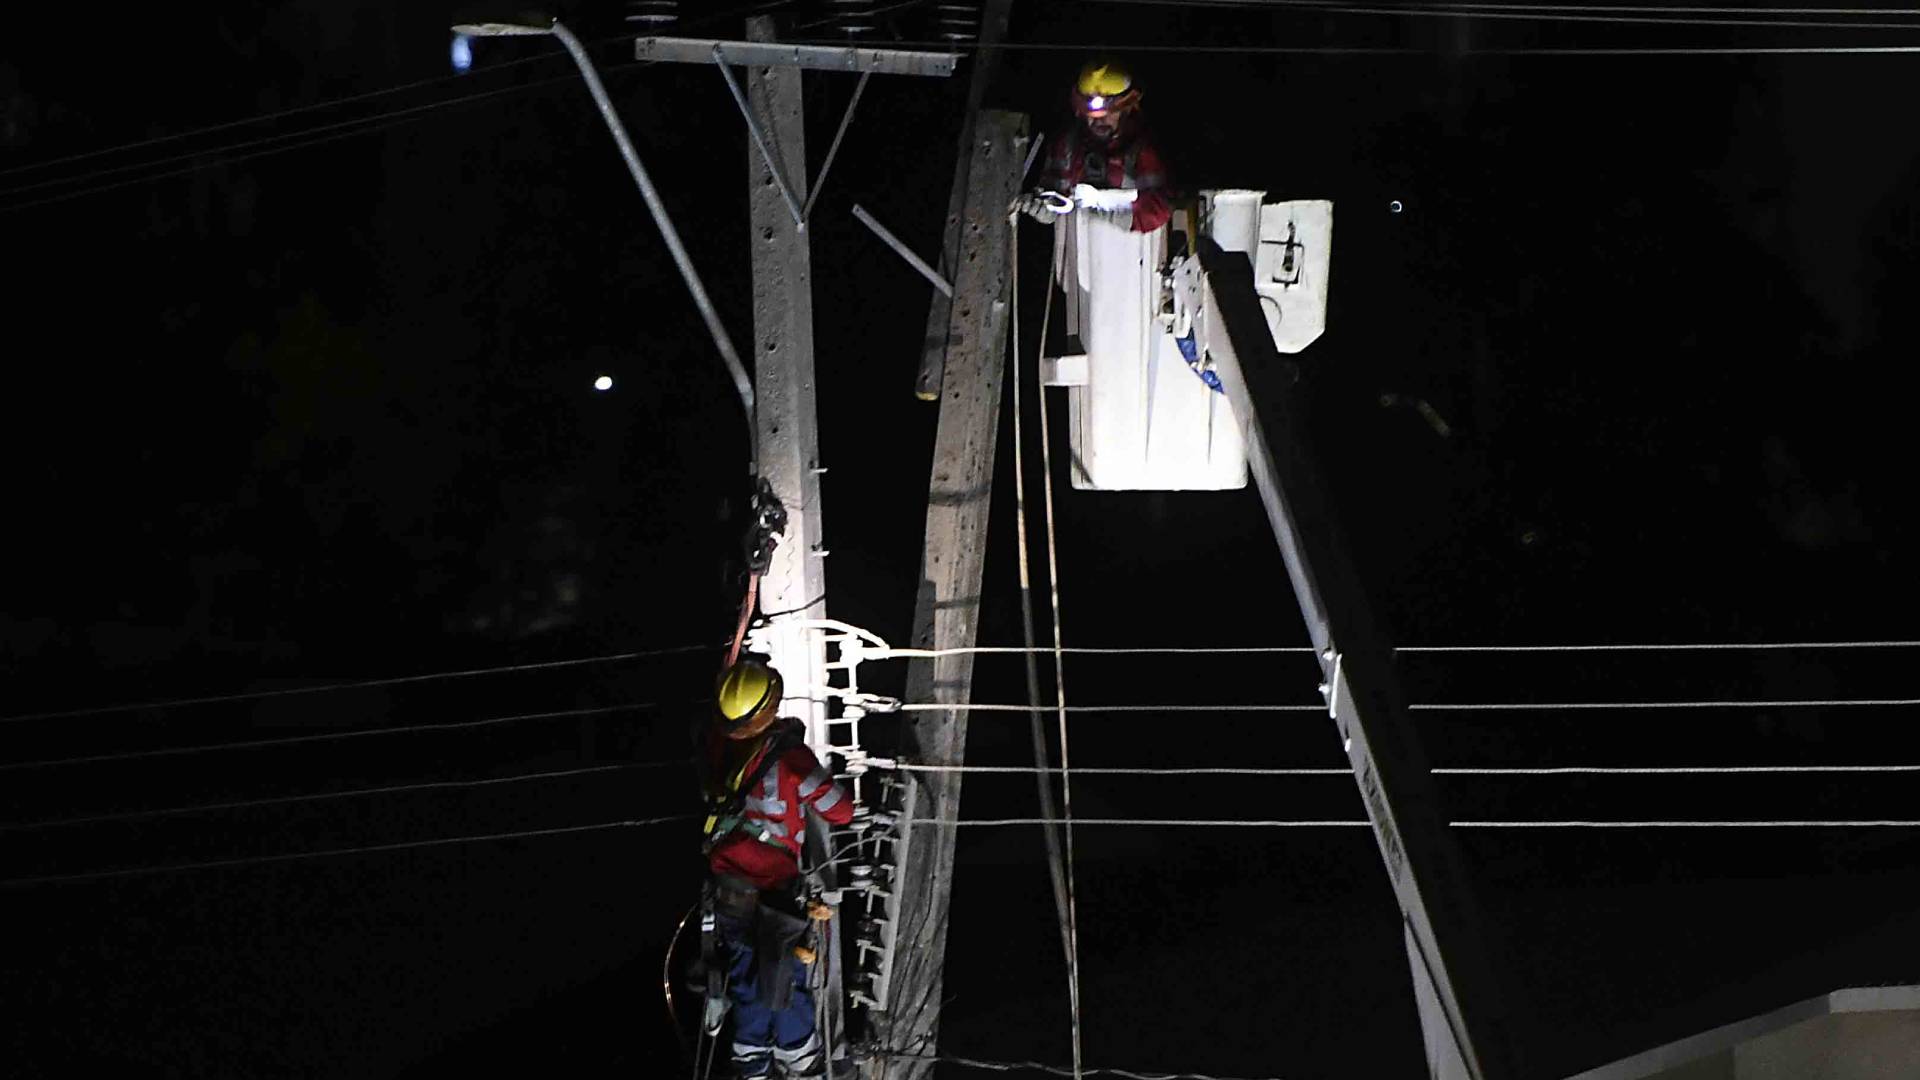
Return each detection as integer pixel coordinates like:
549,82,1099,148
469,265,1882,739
1041,122,1173,234
704,726,853,890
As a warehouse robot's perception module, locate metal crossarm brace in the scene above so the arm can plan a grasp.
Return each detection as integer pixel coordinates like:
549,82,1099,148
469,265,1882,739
1196,239,1518,1080
636,36,959,76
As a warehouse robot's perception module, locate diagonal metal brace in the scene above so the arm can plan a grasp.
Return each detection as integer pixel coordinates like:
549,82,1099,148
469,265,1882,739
802,69,872,223
713,43,807,230
851,205,954,299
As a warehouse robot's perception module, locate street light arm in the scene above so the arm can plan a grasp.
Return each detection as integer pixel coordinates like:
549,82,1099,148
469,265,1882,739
539,20,758,457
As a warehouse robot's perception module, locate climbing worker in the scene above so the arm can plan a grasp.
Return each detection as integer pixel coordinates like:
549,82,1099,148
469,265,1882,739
1017,59,1172,233
698,657,853,1080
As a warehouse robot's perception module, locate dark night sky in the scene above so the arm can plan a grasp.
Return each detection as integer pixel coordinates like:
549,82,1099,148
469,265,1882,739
6,2,1920,1077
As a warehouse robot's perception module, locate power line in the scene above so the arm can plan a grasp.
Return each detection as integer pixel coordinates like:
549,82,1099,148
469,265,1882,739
894,703,1326,713
1410,697,1920,710
914,817,1920,828
0,5,787,184
0,701,674,774
0,644,708,724
0,54,559,182
792,35,1920,54
1083,0,1920,30
0,65,612,215
883,762,1920,776
872,645,1313,657
1399,640,1920,652
873,640,1920,658
1456,819,1920,827
915,817,1373,827
881,1050,1287,1080
0,814,696,889
0,759,687,834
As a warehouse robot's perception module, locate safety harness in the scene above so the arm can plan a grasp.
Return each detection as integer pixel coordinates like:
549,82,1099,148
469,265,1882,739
701,723,804,856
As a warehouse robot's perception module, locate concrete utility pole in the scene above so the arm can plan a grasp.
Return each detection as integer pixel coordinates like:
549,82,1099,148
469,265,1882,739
1197,239,1517,1080
886,109,1030,1077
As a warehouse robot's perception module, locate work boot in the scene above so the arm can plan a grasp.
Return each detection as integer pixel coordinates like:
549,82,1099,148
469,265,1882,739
773,1032,824,1078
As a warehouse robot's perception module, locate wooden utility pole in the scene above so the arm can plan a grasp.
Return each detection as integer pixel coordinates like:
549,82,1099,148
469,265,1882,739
884,109,1030,1076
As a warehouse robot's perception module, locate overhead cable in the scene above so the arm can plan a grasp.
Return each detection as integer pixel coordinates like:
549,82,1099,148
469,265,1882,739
881,762,1920,776
880,1049,1287,1080
1400,640,1920,652
894,702,1326,713
0,645,707,724
0,702,672,774
872,645,1312,657
1455,819,1920,827
1083,0,1920,31
1410,697,1920,710
874,640,1920,658
0,814,697,889
793,36,1920,54
0,759,686,834
0,4,787,184
915,817,1373,827
914,817,1920,828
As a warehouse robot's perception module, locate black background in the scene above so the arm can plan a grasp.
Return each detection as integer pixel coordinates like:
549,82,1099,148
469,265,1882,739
5,2,1920,1076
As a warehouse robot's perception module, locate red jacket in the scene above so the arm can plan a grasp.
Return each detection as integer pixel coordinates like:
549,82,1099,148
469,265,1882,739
1041,122,1172,233
705,728,854,890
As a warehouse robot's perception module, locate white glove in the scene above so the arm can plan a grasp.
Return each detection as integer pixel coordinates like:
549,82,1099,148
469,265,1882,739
1072,183,1139,213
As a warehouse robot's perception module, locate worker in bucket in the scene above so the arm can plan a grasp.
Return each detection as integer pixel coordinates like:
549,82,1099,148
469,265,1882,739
1017,59,1173,233
696,657,853,1079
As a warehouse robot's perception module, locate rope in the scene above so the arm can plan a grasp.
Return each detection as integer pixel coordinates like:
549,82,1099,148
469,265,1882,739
726,571,761,670
1033,217,1086,1080
1,645,708,724
0,759,685,834
0,815,697,889
0,701,674,774
1011,204,1075,968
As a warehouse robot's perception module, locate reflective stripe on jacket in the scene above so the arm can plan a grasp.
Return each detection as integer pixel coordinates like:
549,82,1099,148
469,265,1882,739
707,740,854,889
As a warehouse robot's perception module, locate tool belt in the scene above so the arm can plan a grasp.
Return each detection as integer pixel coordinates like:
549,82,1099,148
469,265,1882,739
704,874,811,1012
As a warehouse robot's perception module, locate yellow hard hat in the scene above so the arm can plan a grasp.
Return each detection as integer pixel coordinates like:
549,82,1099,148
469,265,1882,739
1074,61,1140,118
715,659,783,739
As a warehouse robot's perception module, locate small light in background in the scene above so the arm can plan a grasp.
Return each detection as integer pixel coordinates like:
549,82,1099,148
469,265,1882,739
593,375,614,392
451,34,474,73
1389,199,1404,214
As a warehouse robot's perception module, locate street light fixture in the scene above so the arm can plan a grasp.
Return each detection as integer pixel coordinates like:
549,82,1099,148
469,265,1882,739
452,13,757,448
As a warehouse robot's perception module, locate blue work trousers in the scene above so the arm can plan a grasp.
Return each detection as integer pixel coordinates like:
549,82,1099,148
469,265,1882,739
719,909,818,1078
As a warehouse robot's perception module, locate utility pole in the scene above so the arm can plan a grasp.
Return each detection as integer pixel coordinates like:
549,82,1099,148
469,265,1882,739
886,109,1030,1077
1197,238,1517,1079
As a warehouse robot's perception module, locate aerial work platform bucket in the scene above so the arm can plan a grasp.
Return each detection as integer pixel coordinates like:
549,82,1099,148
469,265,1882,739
1045,190,1332,492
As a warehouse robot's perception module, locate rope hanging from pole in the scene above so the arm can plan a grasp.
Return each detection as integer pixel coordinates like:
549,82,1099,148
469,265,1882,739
1009,204,1075,972
1030,202,1086,1080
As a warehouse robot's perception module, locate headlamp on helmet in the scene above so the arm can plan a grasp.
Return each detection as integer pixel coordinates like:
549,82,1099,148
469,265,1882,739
1074,61,1140,119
